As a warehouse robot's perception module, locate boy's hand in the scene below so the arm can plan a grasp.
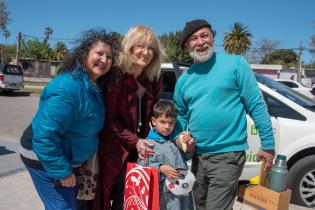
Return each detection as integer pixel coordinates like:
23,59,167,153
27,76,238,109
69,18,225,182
178,131,195,153
160,165,180,179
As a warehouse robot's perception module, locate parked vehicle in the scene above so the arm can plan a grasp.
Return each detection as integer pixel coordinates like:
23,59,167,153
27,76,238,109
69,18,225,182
276,79,313,99
161,62,315,208
0,64,23,93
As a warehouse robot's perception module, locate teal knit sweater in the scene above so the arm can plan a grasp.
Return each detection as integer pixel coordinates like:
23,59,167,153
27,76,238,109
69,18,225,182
173,53,275,154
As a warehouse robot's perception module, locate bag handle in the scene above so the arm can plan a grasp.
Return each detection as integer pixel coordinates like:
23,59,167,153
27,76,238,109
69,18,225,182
259,161,270,187
259,162,266,186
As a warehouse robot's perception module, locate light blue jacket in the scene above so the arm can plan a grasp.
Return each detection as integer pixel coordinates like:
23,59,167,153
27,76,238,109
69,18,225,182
173,53,275,154
32,67,105,179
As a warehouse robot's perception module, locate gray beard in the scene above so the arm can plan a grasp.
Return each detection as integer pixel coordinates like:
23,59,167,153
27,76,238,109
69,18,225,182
189,47,214,63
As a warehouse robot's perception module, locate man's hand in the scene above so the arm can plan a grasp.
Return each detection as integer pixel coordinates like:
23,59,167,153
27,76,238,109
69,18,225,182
137,138,155,160
256,149,275,170
60,173,76,187
177,131,195,153
160,165,180,179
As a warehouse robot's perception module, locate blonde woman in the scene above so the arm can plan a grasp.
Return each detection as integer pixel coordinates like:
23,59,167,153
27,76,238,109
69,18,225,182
93,25,163,210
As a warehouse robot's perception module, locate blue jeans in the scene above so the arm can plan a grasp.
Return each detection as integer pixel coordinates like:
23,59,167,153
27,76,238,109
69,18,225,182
27,166,89,210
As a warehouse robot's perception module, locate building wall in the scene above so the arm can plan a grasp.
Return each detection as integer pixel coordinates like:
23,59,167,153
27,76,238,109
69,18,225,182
250,64,282,80
253,69,279,79
18,59,60,78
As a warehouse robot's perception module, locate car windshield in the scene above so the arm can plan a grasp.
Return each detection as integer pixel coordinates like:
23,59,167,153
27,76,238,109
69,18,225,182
255,73,315,111
1,65,23,75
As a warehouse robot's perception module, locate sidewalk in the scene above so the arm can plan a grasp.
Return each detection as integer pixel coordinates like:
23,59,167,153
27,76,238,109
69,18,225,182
0,170,43,210
0,170,312,210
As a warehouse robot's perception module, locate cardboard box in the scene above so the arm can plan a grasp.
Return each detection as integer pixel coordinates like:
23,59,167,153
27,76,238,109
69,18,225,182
237,163,292,210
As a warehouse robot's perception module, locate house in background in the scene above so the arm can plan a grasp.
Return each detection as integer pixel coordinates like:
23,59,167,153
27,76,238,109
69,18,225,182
250,64,282,79
278,68,297,80
249,64,315,88
278,68,315,88
11,58,60,82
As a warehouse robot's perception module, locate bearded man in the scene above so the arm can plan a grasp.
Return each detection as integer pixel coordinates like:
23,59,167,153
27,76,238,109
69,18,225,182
172,19,275,210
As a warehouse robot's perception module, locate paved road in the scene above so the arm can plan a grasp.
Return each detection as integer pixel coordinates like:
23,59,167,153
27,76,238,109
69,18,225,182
0,139,25,177
0,92,38,177
0,93,39,142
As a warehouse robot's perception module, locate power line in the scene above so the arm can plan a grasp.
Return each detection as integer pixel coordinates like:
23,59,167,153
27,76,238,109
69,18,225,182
22,34,75,43
214,44,313,51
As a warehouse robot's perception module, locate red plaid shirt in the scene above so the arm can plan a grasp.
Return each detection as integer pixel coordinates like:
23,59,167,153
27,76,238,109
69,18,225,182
93,67,162,210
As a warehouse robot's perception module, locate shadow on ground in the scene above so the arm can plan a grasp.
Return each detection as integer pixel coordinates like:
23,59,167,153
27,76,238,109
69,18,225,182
0,146,15,156
0,91,31,97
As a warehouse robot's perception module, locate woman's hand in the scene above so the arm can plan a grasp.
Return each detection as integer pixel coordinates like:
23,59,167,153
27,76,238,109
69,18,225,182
160,165,180,179
60,173,76,187
136,138,155,159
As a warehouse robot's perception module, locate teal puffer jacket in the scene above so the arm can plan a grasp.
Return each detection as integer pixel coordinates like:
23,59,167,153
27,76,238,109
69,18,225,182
32,67,105,180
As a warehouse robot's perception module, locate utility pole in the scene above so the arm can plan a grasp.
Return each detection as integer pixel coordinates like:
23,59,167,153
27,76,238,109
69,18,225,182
297,42,303,83
16,32,22,65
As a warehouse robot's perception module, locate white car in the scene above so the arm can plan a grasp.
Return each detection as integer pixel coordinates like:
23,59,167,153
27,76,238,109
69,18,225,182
0,64,23,93
161,63,315,208
276,79,313,99
245,74,315,208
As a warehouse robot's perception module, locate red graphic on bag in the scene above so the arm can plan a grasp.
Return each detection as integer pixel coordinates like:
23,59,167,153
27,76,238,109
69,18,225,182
124,163,160,210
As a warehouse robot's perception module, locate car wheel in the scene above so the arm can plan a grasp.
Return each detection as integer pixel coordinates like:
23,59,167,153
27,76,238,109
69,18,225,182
288,155,315,208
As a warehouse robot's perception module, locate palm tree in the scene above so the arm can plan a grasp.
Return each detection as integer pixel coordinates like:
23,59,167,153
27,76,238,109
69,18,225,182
44,26,53,44
3,28,10,44
54,41,68,60
223,22,252,55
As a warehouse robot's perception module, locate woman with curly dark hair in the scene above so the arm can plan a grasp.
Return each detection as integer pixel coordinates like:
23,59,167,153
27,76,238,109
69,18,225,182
19,28,116,210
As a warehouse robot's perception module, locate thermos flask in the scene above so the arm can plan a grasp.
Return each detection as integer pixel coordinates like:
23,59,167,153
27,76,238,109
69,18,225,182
269,154,288,193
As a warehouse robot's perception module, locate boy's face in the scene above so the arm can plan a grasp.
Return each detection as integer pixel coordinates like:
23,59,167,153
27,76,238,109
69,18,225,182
151,114,176,137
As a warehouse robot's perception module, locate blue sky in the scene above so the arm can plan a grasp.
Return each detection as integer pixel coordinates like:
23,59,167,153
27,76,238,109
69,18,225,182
3,0,315,63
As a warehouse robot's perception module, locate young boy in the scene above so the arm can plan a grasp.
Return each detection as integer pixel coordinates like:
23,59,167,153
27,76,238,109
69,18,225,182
138,99,195,210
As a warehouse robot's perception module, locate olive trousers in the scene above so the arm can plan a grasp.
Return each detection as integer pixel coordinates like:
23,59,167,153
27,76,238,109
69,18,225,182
192,151,246,210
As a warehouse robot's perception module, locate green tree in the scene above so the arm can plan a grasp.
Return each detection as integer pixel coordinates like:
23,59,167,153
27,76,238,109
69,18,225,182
21,38,53,60
0,1,10,31
223,22,252,55
0,43,14,63
261,49,298,67
111,31,123,64
21,26,57,60
53,41,68,61
159,31,192,63
44,26,53,44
